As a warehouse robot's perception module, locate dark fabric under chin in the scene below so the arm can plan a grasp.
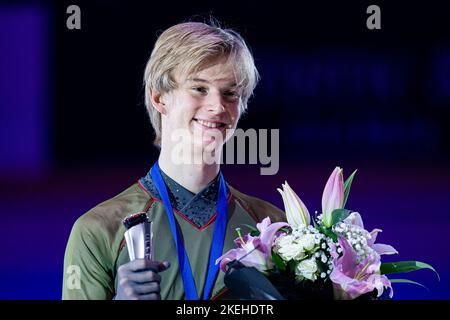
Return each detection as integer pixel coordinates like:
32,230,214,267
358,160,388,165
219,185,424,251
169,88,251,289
139,167,229,227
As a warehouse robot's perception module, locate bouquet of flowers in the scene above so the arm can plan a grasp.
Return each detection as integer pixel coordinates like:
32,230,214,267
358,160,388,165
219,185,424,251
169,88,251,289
217,167,439,300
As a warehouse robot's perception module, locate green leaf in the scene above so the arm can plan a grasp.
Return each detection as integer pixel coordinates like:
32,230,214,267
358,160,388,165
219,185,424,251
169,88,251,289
287,260,297,273
389,279,429,291
331,208,352,226
343,169,357,208
279,227,291,233
318,225,338,242
380,261,440,281
272,253,286,271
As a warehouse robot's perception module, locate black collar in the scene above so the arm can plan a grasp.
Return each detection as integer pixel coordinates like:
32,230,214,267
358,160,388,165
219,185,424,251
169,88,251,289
139,167,229,228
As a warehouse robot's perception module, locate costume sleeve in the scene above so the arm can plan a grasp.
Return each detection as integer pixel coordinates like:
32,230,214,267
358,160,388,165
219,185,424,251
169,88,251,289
229,186,286,223
62,215,115,300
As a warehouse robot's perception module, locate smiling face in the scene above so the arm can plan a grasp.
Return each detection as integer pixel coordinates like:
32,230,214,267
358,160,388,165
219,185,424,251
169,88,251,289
158,59,242,157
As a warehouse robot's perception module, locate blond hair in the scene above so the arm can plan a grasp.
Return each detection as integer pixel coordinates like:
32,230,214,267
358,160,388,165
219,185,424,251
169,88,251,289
143,21,259,146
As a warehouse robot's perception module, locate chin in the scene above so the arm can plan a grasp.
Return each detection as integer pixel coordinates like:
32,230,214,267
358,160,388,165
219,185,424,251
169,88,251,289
189,138,222,162
193,138,220,151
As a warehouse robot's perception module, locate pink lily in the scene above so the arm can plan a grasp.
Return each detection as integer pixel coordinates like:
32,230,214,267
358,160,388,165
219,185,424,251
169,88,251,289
329,237,393,300
256,217,290,254
216,217,288,273
322,167,345,227
216,235,268,273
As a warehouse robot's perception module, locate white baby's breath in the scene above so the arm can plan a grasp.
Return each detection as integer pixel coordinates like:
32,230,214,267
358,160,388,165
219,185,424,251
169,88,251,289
333,221,376,262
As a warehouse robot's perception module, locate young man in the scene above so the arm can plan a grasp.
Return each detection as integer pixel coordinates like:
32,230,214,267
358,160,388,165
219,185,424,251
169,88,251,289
62,21,285,300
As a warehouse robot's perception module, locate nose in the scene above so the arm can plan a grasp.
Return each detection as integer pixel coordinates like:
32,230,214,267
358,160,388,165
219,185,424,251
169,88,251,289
206,93,226,114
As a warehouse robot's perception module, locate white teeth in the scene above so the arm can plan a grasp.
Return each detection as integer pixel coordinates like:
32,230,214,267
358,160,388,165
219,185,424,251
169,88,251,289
196,119,222,128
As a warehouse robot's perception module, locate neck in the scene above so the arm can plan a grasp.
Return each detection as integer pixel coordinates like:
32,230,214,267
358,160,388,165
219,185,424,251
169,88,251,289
158,149,221,194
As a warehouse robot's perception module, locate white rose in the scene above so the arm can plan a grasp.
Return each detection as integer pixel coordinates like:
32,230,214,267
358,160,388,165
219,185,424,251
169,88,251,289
276,235,305,261
295,257,318,281
297,234,317,252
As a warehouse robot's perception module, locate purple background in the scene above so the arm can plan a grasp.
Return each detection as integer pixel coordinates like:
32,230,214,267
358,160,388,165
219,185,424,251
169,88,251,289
0,1,449,299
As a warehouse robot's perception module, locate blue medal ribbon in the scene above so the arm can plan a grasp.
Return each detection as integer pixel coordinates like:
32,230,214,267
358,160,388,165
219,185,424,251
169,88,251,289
151,161,228,300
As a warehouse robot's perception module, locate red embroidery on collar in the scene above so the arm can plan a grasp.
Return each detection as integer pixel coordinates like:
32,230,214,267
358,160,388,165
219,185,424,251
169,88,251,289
137,180,234,230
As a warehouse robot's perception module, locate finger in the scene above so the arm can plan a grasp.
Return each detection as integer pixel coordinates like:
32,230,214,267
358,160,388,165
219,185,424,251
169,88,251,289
142,260,170,273
158,261,171,272
134,282,160,295
119,259,148,273
125,259,170,272
127,270,161,284
138,293,161,300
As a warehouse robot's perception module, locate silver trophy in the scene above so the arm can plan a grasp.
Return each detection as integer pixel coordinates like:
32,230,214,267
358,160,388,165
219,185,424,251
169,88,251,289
122,212,153,261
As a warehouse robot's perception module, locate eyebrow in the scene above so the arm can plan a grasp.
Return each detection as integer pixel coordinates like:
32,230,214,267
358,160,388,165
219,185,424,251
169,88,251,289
187,77,238,87
187,78,209,83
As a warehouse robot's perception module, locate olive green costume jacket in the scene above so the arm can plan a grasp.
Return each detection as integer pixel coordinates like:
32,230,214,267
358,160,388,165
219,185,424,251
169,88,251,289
62,181,285,300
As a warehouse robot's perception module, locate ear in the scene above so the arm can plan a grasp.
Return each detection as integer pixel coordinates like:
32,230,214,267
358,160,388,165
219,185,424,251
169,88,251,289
149,89,167,115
